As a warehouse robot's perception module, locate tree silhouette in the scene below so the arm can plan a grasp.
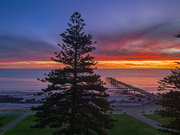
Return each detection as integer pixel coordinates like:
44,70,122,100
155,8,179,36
156,33,180,135
0,117,2,127
32,12,114,135
175,32,180,38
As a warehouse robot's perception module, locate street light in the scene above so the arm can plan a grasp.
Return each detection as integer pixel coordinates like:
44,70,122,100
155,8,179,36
142,99,145,113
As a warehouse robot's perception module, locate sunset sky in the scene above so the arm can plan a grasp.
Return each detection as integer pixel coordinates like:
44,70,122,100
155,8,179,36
1,0,180,69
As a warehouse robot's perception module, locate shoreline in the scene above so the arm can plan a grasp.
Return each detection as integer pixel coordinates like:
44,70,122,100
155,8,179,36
0,89,155,110
0,91,43,110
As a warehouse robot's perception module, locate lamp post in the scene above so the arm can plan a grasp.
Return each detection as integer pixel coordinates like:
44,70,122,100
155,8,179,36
142,99,145,114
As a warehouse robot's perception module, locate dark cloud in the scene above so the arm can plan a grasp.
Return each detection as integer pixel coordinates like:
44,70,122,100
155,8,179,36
106,49,133,56
0,33,58,62
94,18,180,45
91,18,180,61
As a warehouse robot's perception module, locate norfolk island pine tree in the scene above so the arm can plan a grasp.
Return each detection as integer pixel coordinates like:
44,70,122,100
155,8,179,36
156,33,180,135
32,12,115,135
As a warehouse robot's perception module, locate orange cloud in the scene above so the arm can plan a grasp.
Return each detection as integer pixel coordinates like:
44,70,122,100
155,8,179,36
0,60,178,69
93,35,180,62
96,60,178,69
0,61,63,69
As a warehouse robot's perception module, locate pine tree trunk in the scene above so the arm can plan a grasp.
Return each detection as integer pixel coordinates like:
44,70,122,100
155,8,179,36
70,31,78,135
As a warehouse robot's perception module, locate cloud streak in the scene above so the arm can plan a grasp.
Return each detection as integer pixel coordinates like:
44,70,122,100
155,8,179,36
0,33,57,62
93,19,180,61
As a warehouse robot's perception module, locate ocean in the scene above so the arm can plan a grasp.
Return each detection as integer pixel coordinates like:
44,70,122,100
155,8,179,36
0,69,171,94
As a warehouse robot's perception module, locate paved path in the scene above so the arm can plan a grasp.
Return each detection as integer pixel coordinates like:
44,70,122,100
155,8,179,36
112,104,163,129
0,111,31,135
0,104,162,134
125,110,161,128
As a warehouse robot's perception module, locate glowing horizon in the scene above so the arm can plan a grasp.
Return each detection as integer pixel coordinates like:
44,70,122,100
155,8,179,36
0,60,179,69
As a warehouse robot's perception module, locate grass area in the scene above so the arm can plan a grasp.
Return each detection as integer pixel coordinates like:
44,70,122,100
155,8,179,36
143,114,172,125
4,115,56,135
0,109,30,112
107,114,165,135
4,114,165,135
0,115,20,129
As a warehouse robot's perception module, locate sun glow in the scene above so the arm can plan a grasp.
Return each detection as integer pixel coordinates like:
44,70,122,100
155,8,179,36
0,60,178,69
96,60,178,69
0,61,63,69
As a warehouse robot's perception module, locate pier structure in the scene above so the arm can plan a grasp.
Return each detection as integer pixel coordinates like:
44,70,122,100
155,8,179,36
106,77,157,100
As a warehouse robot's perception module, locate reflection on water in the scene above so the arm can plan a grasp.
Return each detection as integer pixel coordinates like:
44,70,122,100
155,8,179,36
0,69,50,92
95,69,171,93
0,69,171,93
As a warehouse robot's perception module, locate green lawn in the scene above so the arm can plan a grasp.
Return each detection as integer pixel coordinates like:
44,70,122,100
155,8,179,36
4,115,56,135
143,114,172,125
0,115,20,129
4,114,164,135
107,114,165,135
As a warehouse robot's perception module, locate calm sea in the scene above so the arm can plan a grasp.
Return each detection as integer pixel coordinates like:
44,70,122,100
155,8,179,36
0,69,171,93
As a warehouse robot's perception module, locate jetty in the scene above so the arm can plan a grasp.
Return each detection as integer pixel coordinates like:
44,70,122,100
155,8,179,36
106,77,157,100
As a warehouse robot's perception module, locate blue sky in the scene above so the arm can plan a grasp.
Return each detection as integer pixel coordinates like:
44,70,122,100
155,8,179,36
1,0,180,68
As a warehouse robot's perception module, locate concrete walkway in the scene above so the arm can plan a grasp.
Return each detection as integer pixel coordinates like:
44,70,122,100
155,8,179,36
0,111,31,135
112,104,163,129
125,110,161,128
0,104,162,134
